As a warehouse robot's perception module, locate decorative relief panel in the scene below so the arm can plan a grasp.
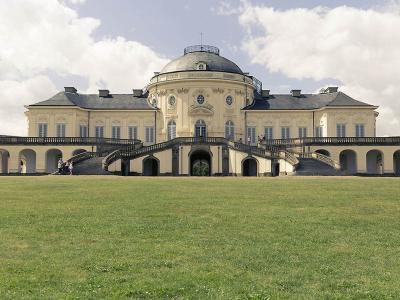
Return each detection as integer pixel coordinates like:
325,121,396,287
212,88,224,94
189,103,214,116
177,88,189,94
235,89,245,96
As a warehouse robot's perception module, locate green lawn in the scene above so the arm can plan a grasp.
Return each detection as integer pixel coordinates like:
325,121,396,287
1,177,400,299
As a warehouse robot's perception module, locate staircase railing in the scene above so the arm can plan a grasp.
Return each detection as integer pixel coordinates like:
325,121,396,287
102,149,121,171
66,151,97,165
299,152,340,169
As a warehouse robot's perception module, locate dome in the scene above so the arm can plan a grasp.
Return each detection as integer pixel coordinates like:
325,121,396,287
160,45,243,75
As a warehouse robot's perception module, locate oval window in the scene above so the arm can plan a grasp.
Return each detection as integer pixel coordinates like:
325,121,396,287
226,95,233,105
197,95,205,105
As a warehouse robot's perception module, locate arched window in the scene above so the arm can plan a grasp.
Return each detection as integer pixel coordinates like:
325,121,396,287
225,120,235,140
195,120,206,137
167,120,176,140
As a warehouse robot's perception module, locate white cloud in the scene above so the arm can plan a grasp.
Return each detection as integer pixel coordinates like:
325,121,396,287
0,0,168,136
0,76,58,136
67,0,87,4
239,4,400,136
211,0,245,16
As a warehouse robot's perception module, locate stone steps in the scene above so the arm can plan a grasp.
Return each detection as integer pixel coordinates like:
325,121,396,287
72,157,113,175
294,158,342,176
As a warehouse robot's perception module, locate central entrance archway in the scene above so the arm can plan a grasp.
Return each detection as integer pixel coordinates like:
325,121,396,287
143,156,159,176
190,150,211,176
242,158,258,176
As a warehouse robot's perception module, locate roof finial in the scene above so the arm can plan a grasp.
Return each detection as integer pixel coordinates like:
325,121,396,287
200,32,203,50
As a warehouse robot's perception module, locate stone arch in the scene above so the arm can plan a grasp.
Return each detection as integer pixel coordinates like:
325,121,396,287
315,149,330,157
46,149,63,173
339,149,357,174
189,149,211,176
0,149,10,174
72,149,87,156
142,156,159,176
242,157,258,177
19,149,36,174
394,150,400,176
366,150,384,175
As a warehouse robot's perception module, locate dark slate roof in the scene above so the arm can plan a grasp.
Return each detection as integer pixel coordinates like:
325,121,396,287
29,92,155,110
243,92,375,110
160,51,243,74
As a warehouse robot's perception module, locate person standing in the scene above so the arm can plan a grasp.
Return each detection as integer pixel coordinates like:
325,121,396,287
57,158,63,174
69,161,73,175
247,136,251,145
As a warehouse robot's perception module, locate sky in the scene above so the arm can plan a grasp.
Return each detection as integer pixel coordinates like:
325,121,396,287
1,0,400,136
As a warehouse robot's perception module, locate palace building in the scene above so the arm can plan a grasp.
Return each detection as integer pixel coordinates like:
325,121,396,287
0,45,400,176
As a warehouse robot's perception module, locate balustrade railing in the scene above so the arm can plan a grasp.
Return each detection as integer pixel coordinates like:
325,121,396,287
0,136,140,146
263,137,400,147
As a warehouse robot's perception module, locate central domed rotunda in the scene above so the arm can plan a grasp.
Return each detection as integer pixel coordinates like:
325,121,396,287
160,45,243,75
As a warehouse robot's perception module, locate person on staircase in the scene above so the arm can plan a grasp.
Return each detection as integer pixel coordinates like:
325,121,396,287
57,158,63,174
68,161,73,175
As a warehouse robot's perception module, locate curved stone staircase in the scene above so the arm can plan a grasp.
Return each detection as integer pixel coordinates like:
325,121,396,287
102,137,300,172
293,152,342,176
55,138,343,176
72,156,112,175
294,158,342,176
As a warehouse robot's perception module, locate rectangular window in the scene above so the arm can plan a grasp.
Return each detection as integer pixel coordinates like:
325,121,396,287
264,127,273,140
112,126,121,139
128,126,138,140
315,126,323,137
246,127,256,144
79,125,88,138
355,124,365,137
281,127,290,139
95,126,104,138
145,127,154,144
38,123,48,137
56,123,66,137
336,124,346,137
298,127,307,138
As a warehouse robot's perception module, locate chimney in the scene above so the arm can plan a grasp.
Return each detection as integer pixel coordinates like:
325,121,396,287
262,90,270,97
64,87,77,93
327,86,338,93
291,89,301,97
99,89,110,97
132,89,142,97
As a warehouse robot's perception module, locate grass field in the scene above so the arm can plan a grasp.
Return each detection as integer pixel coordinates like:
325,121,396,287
0,177,400,299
